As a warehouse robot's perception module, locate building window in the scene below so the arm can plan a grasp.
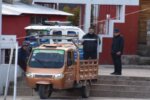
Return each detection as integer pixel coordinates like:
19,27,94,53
30,16,48,24
3,49,15,64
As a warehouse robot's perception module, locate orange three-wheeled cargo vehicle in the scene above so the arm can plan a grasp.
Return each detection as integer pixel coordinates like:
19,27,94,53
26,42,99,99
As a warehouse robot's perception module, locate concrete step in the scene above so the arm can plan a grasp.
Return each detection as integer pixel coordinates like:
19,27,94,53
101,65,150,69
98,75,150,81
9,81,28,87
91,84,150,92
90,90,150,98
8,87,34,96
122,55,140,65
97,75,150,86
122,55,150,65
139,57,150,65
2,96,150,100
137,44,150,57
97,80,150,86
90,75,150,98
8,75,150,98
8,87,80,96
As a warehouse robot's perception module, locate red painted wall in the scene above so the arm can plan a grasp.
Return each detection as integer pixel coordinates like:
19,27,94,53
2,14,67,45
2,6,139,64
99,6,139,64
48,15,67,21
2,15,30,45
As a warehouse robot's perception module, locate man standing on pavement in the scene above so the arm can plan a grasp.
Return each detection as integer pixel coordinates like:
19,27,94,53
82,27,100,59
111,28,124,75
18,42,30,72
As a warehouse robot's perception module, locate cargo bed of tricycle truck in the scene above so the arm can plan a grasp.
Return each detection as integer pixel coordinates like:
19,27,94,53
76,59,99,82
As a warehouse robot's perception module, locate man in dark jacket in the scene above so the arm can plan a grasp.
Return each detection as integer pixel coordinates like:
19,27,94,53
18,42,30,72
111,28,124,75
82,27,100,59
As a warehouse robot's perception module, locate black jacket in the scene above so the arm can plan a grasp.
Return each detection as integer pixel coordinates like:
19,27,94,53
18,47,29,69
111,35,124,54
82,33,100,52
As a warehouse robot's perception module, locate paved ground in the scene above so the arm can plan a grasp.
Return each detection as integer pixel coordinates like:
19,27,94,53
1,65,150,100
99,65,150,77
1,96,150,100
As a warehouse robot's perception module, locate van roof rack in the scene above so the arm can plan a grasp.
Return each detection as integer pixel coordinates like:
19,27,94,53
43,21,72,26
39,35,78,40
39,35,80,48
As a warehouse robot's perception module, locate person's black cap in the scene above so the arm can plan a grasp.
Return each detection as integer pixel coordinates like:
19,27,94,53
114,28,120,33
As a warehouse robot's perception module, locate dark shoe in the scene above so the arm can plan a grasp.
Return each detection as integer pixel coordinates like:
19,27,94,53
110,72,116,75
115,73,121,75
110,72,121,75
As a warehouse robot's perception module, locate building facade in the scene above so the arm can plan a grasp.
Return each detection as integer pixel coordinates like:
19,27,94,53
33,0,139,64
2,2,72,45
138,0,150,44
2,0,140,64
98,5,139,64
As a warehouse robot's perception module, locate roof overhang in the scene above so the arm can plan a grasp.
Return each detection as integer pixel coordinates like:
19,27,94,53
2,7,21,15
34,0,139,6
2,2,73,16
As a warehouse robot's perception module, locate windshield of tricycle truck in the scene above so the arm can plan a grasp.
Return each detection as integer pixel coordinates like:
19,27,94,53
28,49,65,68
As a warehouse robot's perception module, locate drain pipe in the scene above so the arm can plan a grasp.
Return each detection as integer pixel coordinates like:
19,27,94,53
13,42,18,100
4,47,14,100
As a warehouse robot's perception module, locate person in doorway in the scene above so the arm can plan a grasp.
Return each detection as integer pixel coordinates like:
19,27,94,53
82,27,100,59
18,42,30,72
111,28,124,75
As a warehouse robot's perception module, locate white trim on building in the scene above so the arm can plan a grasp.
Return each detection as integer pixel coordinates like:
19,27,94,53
33,0,139,53
33,0,139,33
2,2,73,16
2,7,21,15
33,0,139,5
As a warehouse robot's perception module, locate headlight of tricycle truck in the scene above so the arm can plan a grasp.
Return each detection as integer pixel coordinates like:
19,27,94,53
53,74,64,79
26,72,35,78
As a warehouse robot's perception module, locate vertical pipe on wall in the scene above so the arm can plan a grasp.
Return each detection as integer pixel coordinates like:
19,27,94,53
13,42,18,100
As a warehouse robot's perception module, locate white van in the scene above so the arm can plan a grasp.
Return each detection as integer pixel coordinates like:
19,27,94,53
24,24,86,46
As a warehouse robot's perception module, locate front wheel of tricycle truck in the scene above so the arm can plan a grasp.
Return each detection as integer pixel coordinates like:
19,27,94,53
81,81,91,98
38,84,52,99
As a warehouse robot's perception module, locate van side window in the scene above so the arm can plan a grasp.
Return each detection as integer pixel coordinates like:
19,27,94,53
67,31,76,41
67,51,74,66
52,30,62,42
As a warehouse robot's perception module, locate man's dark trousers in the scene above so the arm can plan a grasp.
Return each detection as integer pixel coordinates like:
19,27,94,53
83,51,97,59
111,53,122,74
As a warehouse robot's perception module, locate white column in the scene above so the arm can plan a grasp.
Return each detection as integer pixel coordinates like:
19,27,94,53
56,3,59,10
106,14,110,35
79,5,82,28
93,4,99,33
116,5,125,23
0,0,2,65
93,5,99,24
84,3,91,33
0,0,2,35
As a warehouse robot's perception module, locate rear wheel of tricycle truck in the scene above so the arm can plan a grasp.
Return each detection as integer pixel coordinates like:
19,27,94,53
38,84,52,99
81,82,90,98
